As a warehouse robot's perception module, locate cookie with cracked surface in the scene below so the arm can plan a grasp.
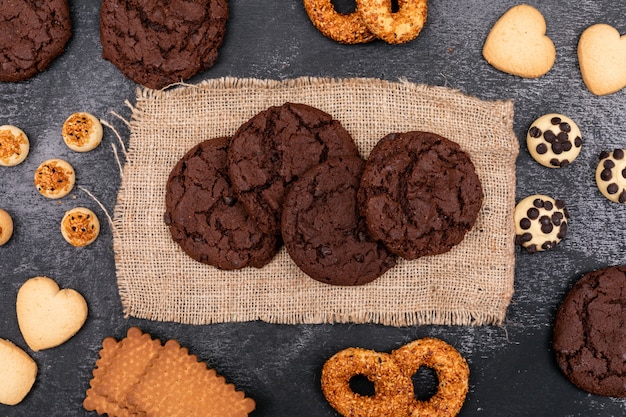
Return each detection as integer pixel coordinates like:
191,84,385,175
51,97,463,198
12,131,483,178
595,149,626,203
228,102,359,236
359,131,483,260
553,265,626,397
514,194,569,253
527,113,582,168
281,156,395,286
0,0,71,82
99,0,228,89
165,137,279,270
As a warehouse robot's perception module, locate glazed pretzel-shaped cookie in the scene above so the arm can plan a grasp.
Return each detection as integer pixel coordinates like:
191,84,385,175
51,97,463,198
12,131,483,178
303,0,428,44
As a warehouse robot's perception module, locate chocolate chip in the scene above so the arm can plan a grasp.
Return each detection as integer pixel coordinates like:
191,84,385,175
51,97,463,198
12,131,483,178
562,141,572,152
557,132,569,142
544,130,556,143
557,222,568,239
552,142,563,154
520,232,532,243
520,218,531,230
574,137,582,147
320,246,332,256
559,159,570,167
599,150,610,159
620,191,626,204
526,244,538,254
604,159,615,169
354,253,365,263
544,201,553,210
529,126,542,138
552,212,563,226
527,207,540,219
607,183,619,194
559,122,571,132
614,149,624,160
536,143,548,154
542,240,556,250
551,117,561,125
550,158,560,167
622,168,626,179
555,199,565,209
223,196,236,206
601,169,613,181
533,198,544,208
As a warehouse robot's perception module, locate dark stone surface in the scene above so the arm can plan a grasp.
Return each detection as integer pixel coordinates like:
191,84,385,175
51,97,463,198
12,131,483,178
1,1,625,416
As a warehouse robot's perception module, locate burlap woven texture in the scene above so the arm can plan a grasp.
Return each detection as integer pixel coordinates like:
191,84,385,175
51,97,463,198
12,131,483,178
113,77,518,326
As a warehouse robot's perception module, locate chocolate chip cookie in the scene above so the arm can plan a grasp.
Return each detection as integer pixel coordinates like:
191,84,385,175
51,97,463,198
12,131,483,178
165,137,279,270
281,156,395,286
553,266,626,397
99,0,228,89
0,0,71,82
228,102,359,236
359,131,483,260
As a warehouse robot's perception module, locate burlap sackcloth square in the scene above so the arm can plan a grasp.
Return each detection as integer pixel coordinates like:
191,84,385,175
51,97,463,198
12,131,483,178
112,77,518,327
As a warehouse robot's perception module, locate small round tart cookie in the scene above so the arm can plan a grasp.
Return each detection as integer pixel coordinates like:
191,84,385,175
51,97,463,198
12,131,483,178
527,113,582,168
34,158,75,199
0,0,72,82
303,0,376,44
595,149,626,203
514,195,569,253
62,112,103,152
228,102,359,236
61,207,100,247
321,347,414,417
165,137,279,270
553,265,626,397
356,0,428,44
359,131,483,260
0,125,29,167
0,208,13,246
281,156,396,286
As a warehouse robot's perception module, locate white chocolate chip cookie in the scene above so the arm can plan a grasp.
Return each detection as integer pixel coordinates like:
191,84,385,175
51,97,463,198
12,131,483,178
34,158,75,199
0,125,29,167
596,149,626,203
527,114,582,168
61,207,100,247
0,339,37,405
0,208,14,246
514,195,569,253
62,112,103,152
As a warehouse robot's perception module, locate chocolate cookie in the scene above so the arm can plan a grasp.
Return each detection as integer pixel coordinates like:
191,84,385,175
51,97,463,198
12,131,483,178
553,266,626,397
228,102,359,236
99,0,228,89
0,0,71,82
164,137,279,270
281,156,395,286
359,131,483,260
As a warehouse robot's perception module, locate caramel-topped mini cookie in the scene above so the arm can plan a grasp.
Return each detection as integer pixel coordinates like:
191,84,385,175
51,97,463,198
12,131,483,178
34,158,75,199
527,114,582,168
61,207,100,247
0,208,13,246
62,112,103,152
514,195,569,253
0,125,29,167
595,149,626,203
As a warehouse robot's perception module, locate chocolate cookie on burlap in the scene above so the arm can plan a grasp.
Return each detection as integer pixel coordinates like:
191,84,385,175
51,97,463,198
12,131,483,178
552,266,626,397
359,131,483,260
282,156,396,286
0,0,71,82
228,102,359,236
99,0,228,89
165,137,279,270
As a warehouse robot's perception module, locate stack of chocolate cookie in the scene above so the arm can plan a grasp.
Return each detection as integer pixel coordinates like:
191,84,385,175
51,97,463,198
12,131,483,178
165,103,483,286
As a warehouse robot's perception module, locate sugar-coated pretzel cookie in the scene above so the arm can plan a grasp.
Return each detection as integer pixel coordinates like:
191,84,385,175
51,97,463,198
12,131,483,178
0,208,13,246
596,149,626,203
321,347,414,417
527,113,582,168
61,207,100,247
0,125,29,167
34,158,75,199
303,0,376,44
62,112,103,152
514,195,569,253
391,338,470,417
356,0,428,44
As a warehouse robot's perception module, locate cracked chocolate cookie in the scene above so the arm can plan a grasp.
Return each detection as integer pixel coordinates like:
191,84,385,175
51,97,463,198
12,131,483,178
0,0,71,82
165,137,279,270
99,0,228,89
553,266,626,397
281,156,395,286
359,131,483,260
228,102,359,236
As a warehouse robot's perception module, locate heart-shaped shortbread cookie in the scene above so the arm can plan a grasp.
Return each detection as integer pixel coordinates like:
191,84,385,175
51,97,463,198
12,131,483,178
17,276,88,352
483,4,556,78
578,24,626,96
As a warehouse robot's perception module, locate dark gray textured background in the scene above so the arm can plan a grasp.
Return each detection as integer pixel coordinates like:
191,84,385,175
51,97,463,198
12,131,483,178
1,1,625,416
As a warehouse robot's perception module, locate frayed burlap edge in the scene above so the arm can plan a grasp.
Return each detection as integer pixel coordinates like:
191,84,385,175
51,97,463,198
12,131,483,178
112,77,518,327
